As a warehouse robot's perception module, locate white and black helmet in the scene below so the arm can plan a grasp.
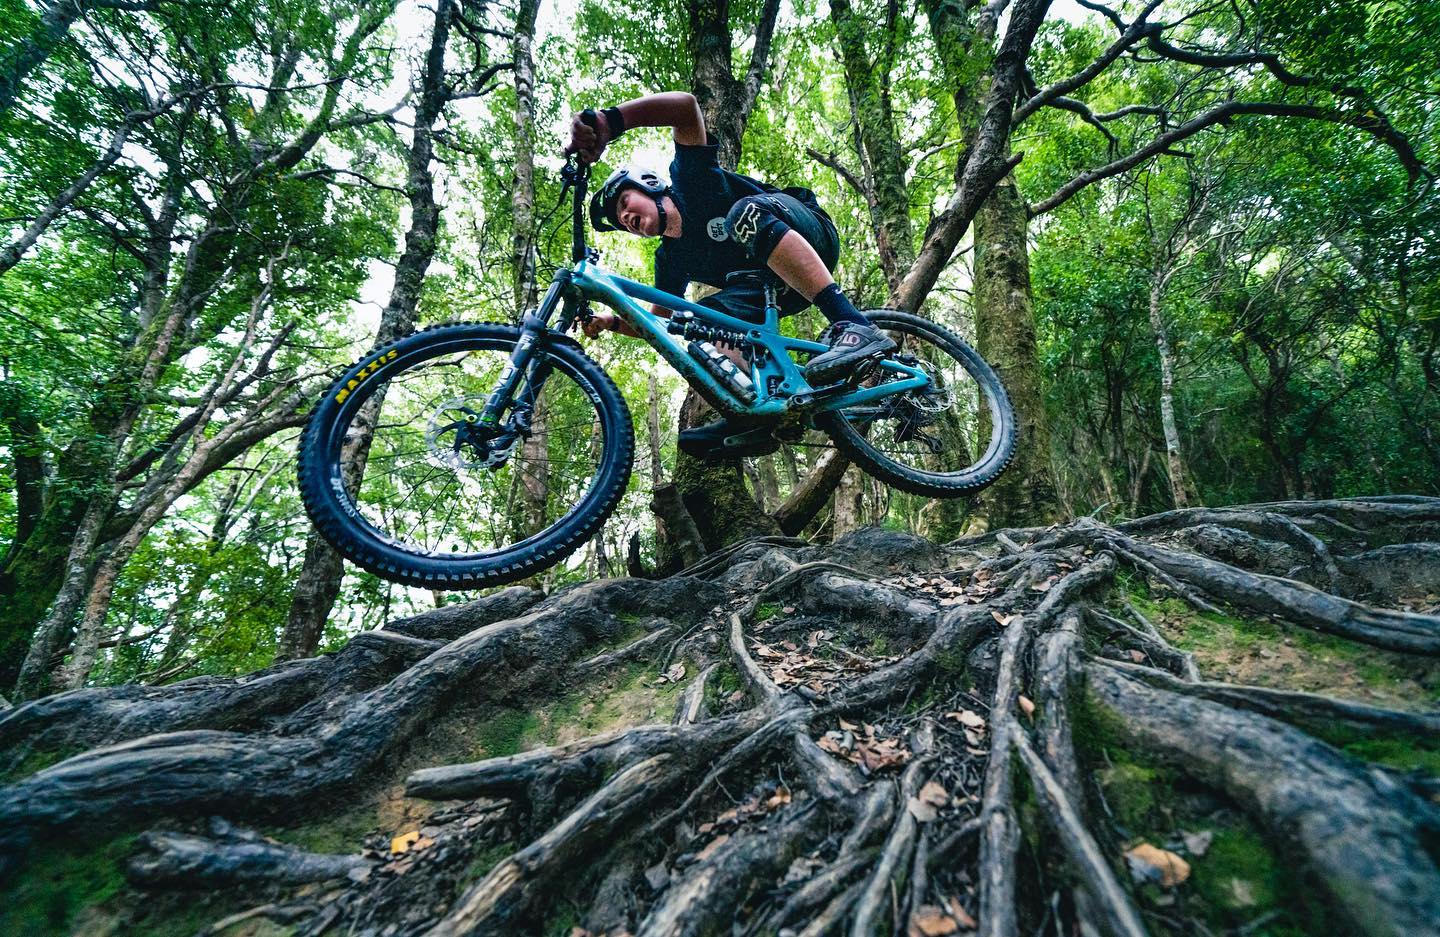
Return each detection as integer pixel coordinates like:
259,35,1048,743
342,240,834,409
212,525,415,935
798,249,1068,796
589,166,670,233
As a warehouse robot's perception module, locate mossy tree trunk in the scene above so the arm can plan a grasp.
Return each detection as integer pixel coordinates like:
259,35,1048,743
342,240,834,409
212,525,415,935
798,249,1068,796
973,176,1061,529
668,0,785,553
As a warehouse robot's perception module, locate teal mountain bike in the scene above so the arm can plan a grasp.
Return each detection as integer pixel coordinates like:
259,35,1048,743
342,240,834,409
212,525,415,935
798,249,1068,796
297,157,1016,588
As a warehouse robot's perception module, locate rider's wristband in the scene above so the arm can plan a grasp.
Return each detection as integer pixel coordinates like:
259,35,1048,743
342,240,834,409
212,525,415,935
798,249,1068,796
601,106,626,140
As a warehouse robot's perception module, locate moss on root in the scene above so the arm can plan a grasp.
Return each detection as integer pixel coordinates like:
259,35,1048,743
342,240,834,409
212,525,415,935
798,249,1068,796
1,746,79,784
267,804,383,856
1,835,134,935
524,660,687,749
459,842,513,887
1113,576,1440,708
0,835,269,937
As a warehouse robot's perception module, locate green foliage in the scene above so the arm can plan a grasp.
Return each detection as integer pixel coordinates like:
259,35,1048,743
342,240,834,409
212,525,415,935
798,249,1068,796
1,0,1437,689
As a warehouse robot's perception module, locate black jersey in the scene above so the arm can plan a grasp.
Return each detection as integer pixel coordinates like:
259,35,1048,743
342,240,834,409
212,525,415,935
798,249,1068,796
654,136,779,298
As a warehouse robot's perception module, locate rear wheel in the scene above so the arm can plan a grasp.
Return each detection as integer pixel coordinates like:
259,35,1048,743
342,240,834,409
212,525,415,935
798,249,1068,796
817,310,1015,498
297,322,634,589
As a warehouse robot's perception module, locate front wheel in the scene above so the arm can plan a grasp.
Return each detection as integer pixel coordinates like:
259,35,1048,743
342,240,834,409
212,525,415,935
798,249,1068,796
298,322,634,589
818,310,1015,498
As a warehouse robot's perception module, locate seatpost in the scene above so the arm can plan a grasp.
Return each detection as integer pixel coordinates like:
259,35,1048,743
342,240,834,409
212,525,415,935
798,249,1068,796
763,280,780,331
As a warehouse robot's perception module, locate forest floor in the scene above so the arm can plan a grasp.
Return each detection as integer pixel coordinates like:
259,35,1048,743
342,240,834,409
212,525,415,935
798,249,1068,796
1,497,1438,937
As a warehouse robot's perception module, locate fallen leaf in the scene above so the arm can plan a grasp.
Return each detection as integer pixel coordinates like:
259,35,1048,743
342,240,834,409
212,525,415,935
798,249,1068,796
991,611,1015,626
909,906,958,936
946,896,978,929
644,863,670,892
765,784,792,809
918,780,950,807
839,718,859,731
1017,695,1035,719
389,830,434,855
947,710,986,730
907,796,939,823
1125,842,1191,887
1225,877,1258,908
1129,650,1146,663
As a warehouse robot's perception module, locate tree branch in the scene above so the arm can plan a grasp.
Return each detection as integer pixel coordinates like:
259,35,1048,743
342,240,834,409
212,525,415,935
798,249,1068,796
805,147,867,196
1029,100,1428,217
1013,0,1163,124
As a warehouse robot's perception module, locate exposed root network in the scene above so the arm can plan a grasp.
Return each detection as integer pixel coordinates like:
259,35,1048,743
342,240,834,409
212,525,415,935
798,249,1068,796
2,497,1438,936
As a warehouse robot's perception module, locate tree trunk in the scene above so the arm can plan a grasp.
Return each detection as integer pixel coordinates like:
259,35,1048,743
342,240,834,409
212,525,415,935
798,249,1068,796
278,0,455,660
1149,272,1194,508
12,498,109,698
832,466,865,538
973,176,1060,528
511,0,540,317
512,0,547,538
670,0,786,552
829,0,915,292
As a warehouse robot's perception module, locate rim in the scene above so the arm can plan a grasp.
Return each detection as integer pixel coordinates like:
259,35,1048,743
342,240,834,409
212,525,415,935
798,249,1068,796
324,338,613,562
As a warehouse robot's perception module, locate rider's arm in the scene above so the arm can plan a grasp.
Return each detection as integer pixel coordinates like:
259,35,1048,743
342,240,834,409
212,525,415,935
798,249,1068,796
608,91,706,146
585,304,669,339
571,92,707,159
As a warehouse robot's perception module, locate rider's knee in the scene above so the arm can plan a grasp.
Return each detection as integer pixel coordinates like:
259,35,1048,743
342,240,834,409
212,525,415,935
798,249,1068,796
726,196,792,264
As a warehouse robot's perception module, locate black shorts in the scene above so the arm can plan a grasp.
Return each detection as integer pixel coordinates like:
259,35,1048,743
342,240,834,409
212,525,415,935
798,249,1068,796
699,192,840,323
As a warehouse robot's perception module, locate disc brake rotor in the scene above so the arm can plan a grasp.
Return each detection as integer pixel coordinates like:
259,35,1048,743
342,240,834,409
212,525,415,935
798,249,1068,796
425,397,504,471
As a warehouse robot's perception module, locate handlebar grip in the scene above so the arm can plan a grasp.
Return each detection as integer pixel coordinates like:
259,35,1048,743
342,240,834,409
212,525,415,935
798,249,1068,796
563,109,601,157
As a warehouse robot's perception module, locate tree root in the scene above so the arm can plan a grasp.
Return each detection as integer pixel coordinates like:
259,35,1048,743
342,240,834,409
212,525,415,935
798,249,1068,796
850,724,933,936
977,611,1029,937
1011,726,1147,937
638,795,826,937
4,502,1438,936
673,662,716,725
1087,662,1440,937
405,713,762,804
1088,607,1200,681
127,820,373,886
1062,522,1440,654
1098,658,1440,740
0,577,725,861
0,587,545,775
426,755,681,935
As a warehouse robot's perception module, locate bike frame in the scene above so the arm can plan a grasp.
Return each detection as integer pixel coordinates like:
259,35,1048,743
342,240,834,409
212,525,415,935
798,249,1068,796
479,157,929,434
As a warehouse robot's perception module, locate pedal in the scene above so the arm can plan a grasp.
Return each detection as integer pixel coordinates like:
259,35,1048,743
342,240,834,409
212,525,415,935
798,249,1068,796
852,357,881,384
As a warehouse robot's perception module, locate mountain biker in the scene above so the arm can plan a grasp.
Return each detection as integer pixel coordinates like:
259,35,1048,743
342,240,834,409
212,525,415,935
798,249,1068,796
564,90,895,457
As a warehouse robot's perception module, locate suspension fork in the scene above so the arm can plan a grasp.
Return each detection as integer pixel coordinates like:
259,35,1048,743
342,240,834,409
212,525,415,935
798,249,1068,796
478,272,572,429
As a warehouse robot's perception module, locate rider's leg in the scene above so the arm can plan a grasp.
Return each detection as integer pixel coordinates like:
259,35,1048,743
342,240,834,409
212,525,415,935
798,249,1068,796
726,195,894,382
